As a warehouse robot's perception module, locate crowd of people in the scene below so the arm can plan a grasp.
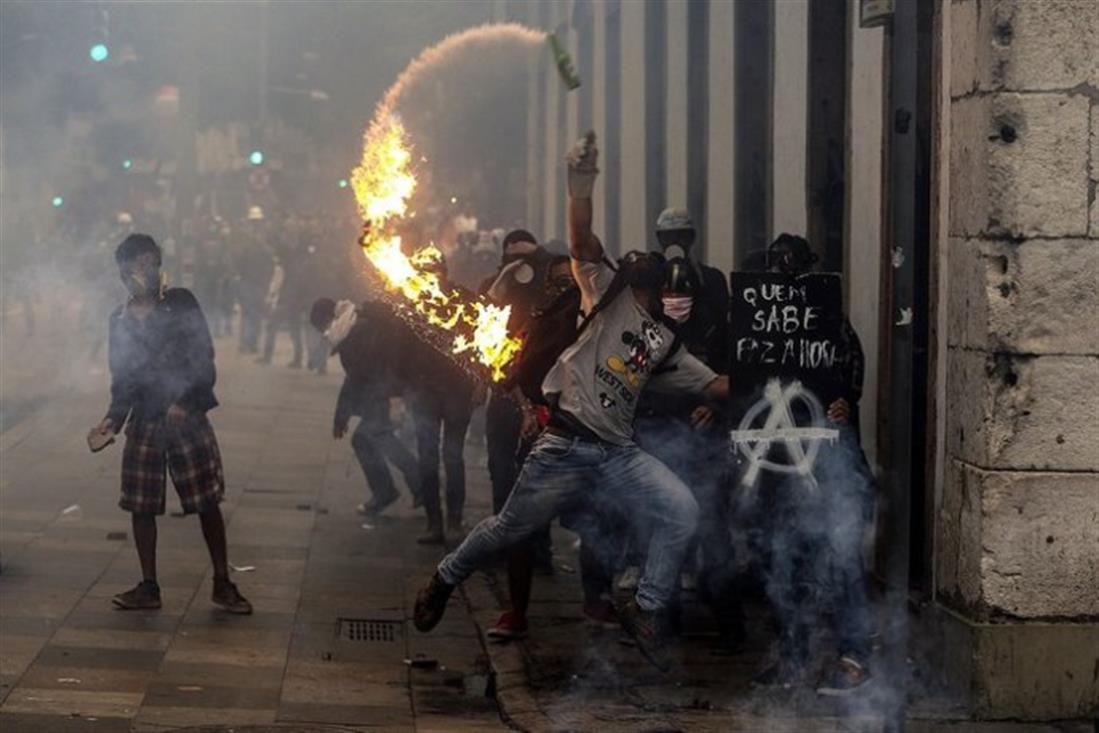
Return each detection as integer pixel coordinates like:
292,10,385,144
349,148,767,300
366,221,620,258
76,131,877,702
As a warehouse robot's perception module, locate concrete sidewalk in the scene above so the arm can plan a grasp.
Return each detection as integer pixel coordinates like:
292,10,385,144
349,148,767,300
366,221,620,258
0,338,504,732
1,334,1092,732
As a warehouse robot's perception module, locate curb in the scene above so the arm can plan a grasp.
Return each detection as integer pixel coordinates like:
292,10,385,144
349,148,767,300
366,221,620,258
462,570,555,732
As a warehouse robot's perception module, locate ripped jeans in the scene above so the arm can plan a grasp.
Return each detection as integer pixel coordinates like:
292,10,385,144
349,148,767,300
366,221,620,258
438,432,699,611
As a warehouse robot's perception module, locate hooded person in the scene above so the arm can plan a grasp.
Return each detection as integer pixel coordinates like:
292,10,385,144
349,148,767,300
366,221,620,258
740,233,876,695
309,297,420,517
625,248,745,653
478,231,557,581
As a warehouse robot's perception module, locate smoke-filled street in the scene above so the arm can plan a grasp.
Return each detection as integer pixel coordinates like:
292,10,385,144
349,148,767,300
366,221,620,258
2,1,1097,732
1,336,506,731
5,338,1073,733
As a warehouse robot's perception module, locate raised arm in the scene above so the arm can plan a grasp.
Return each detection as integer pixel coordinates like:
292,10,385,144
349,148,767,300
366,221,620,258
566,131,604,263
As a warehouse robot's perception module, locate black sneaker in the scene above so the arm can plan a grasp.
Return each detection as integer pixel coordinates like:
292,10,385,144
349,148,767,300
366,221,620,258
417,518,445,545
816,656,871,696
751,661,799,689
361,490,399,517
212,578,253,614
413,571,454,632
112,580,161,610
614,595,672,672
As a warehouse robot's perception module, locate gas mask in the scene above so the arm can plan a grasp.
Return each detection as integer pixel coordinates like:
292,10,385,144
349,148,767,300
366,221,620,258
656,227,696,262
767,234,817,275
661,257,697,324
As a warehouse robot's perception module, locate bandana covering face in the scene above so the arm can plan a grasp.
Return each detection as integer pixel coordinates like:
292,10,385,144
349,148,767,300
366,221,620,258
662,295,693,323
323,300,358,349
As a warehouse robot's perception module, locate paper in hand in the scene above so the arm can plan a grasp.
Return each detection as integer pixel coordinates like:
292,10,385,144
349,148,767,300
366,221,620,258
86,428,116,453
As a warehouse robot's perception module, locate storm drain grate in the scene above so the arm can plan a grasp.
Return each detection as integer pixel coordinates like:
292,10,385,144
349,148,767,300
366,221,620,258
338,618,400,643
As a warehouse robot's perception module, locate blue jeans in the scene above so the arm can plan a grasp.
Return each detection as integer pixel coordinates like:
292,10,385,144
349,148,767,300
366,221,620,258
438,432,699,611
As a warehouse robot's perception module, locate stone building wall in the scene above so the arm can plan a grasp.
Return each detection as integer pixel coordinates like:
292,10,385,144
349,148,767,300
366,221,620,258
935,0,1099,718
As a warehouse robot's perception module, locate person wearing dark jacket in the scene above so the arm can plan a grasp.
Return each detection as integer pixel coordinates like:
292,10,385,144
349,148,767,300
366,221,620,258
93,234,251,615
478,229,556,579
634,245,745,654
404,292,478,545
745,233,876,696
310,298,420,516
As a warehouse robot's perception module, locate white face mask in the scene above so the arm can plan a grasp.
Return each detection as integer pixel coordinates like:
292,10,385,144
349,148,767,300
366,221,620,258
323,300,358,348
662,295,693,323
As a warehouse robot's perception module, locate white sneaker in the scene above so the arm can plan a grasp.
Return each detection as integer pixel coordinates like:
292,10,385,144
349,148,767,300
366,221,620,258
616,566,640,591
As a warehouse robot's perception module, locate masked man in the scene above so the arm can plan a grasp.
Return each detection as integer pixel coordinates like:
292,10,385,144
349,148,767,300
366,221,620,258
633,252,744,653
310,298,420,517
746,233,876,695
413,133,731,671
94,234,251,614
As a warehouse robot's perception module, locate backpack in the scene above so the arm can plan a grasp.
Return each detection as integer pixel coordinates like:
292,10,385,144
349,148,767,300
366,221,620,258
509,259,680,404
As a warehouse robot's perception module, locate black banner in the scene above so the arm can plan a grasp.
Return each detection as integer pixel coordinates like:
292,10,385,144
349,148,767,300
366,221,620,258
728,271,844,401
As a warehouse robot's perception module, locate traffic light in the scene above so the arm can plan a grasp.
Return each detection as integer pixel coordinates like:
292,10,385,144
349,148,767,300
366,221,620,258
249,150,264,166
338,178,348,189
122,159,133,170
89,43,109,63
52,195,64,208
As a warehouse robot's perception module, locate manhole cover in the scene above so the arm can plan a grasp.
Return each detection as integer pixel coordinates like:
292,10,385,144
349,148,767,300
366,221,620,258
338,618,400,642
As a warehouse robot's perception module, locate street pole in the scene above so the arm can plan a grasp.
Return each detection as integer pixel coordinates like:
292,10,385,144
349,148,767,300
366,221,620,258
883,0,919,729
258,0,269,124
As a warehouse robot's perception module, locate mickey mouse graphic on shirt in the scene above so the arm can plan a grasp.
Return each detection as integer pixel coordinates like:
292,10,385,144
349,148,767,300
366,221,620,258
606,320,666,390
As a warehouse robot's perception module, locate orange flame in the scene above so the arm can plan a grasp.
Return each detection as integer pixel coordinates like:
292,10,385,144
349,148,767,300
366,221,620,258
351,115,522,382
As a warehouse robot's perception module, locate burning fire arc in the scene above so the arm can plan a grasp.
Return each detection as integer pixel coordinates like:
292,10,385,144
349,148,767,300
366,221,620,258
351,24,544,383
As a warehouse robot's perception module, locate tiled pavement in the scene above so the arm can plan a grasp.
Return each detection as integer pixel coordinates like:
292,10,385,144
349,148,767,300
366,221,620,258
0,341,505,732
2,334,1094,733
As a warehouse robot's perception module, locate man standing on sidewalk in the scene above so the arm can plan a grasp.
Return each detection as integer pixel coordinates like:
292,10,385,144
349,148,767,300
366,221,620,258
309,297,420,516
93,233,252,615
414,133,731,671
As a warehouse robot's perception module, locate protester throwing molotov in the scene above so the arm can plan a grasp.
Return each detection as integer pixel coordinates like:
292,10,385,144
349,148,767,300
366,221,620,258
413,131,733,673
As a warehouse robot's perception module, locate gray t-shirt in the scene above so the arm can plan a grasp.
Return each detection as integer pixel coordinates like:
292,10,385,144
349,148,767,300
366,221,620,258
542,258,718,445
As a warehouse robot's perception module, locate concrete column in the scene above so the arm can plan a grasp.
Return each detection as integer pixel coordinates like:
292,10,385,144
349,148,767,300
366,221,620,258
934,0,1099,719
542,4,562,239
664,0,689,212
844,0,884,467
771,0,808,239
706,0,736,275
592,4,608,238
618,0,647,252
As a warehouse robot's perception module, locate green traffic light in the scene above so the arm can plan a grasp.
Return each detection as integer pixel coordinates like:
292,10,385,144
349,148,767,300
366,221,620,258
249,150,264,166
52,196,64,208
122,159,133,170
90,44,109,63
338,179,348,189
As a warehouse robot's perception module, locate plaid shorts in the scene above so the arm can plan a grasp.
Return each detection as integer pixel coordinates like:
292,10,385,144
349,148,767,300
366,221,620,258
120,414,225,515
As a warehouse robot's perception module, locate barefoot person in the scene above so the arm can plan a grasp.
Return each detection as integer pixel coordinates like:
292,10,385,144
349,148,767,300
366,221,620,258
413,133,731,670
94,233,251,614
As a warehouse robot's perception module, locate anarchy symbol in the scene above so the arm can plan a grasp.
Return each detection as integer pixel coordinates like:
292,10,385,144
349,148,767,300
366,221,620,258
728,379,839,490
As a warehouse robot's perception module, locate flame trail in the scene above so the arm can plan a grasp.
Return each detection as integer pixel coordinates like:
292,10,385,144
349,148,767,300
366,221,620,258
351,24,545,382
